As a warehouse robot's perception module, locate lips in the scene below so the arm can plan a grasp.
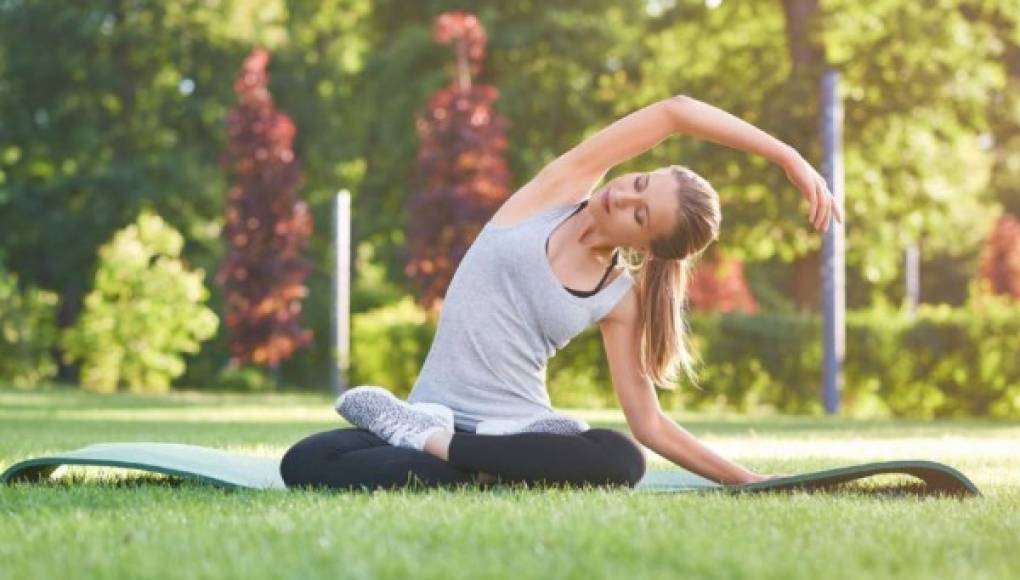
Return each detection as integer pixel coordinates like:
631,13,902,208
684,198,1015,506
602,189,610,213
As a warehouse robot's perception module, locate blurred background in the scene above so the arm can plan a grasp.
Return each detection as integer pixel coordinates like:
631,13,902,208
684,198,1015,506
0,0,1017,417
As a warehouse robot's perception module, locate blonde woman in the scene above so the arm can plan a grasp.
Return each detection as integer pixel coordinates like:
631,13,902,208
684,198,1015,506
282,94,842,489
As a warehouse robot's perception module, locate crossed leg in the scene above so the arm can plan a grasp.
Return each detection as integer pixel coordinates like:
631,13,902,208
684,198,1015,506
281,427,646,491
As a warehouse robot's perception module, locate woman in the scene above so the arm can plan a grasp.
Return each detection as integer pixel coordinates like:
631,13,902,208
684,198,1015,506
281,94,843,490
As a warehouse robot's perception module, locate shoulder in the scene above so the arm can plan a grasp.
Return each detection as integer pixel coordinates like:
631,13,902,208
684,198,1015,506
598,280,639,329
489,160,605,228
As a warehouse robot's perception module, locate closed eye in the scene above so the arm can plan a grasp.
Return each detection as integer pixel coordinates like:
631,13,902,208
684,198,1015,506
633,175,645,226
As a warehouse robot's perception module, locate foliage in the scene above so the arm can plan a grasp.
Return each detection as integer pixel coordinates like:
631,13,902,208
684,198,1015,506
0,1,248,329
688,250,759,313
0,260,59,388
2,0,1020,387
405,11,511,311
350,292,1020,418
974,0,1020,216
60,211,219,393
217,48,314,369
215,365,275,392
979,214,1020,298
349,295,434,396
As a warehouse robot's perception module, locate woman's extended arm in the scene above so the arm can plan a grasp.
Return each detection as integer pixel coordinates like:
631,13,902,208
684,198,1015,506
638,413,764,485
599,290,769,486
666,95,797,168
665,95,842,232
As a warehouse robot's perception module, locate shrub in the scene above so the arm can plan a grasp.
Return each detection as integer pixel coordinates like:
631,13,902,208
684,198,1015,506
61,211,219,393
216,365,273,392
347,293,1020,417
349,296,435,397
0,261,59,388
846,293,1020,417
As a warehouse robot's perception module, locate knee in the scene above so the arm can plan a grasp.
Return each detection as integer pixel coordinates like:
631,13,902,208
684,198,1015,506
280,437,316,488
280,429,373,488
584,428,647,487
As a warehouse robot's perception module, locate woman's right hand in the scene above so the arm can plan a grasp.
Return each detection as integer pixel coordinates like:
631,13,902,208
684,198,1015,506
741,472,786,485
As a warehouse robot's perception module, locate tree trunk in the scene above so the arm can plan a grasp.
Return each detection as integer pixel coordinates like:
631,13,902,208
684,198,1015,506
780,0,827,312
54,282,83,384
791,249,820,312
269,362,281,390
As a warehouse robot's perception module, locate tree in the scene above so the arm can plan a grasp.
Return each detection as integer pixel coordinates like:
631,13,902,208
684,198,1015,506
688,250,760,314
978,214,1020,299
60,210,218,393
0,1,248,381
405,11,510,311
217,48,314,377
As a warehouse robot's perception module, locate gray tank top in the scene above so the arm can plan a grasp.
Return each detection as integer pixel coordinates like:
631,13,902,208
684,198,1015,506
407,199,635,431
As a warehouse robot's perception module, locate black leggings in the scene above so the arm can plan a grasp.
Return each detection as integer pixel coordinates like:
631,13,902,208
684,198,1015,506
280,427,646,490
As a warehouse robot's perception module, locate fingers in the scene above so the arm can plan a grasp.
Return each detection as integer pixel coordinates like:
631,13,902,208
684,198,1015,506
812,180,826,231
800,168,844,232
814,177,844,232
811,179,820,225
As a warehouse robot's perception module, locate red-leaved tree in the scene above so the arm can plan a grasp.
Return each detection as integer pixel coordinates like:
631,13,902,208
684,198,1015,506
978,214,1020,299
405,11,510,312
687,250,759,313
217,48,314,372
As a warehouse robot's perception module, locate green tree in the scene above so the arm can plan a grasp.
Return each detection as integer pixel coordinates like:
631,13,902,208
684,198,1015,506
61,210,218,393
0,1,246,380
0,257,60,389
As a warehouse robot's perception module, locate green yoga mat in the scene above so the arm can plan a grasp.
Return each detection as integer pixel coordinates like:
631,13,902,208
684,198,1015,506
0,443,981,497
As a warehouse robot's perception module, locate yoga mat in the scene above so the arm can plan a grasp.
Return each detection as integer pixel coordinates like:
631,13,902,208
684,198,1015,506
0,443,981,497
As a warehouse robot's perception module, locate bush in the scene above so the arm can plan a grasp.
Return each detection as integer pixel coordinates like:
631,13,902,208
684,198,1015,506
0,261,59,388
347,293,1020,417
216,365,273,392
61,211,219,393
846,293,1020,417
349,295,435,398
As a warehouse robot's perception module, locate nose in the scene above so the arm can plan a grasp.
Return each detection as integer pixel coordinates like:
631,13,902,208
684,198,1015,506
613,188,639,208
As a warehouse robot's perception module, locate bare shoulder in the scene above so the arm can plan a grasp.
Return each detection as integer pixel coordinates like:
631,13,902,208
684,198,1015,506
489,159,605,227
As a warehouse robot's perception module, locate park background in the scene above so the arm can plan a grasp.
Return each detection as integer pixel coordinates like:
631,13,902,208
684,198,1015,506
3,2,1020,579
1,0,1019,414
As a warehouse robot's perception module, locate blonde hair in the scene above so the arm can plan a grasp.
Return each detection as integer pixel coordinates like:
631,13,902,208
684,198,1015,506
621,165,721,389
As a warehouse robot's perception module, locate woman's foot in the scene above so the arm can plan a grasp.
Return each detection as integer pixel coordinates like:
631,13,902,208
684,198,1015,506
475,412,590,436
335,386,454,451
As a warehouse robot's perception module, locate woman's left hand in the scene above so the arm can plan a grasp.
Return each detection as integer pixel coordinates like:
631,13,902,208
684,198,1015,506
782,152,844,233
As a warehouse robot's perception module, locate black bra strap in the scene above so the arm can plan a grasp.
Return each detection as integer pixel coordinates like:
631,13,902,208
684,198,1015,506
545,199,619,296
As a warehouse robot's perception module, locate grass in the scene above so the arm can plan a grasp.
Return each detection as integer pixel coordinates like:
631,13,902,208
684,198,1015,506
1,388,1019,580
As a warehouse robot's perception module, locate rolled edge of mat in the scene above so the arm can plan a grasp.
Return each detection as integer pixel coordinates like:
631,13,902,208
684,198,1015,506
726,460,981,498
1,456,249,489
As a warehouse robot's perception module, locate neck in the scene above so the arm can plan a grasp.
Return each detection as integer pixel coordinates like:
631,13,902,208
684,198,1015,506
568,200,618,263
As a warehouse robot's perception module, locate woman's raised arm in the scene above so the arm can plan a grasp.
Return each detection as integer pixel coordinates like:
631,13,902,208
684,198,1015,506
556,94,843,232
664,95,843,232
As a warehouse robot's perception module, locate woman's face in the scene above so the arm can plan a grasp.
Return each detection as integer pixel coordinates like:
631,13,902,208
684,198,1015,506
592,168,681,252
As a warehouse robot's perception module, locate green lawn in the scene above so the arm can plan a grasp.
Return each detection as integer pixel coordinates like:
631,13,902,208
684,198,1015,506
1,389,1018,580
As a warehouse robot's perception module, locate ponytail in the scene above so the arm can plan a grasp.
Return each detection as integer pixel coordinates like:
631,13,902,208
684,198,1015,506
625,250,701,389
626,164,721,389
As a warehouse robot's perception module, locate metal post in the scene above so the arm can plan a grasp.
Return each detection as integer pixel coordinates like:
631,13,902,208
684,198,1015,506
820,69,846,415
905,244,920,314
332,190,351,395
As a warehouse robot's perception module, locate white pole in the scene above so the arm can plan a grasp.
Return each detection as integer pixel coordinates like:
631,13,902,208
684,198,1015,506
332,190,351,394
905,244,920,314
